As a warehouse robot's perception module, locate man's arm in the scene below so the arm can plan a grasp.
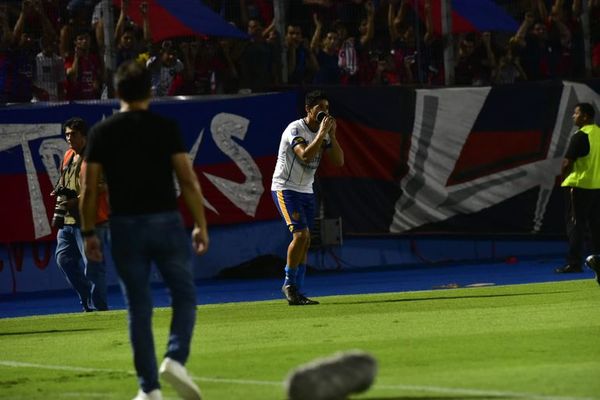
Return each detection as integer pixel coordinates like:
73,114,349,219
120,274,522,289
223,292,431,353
360,1,375,46
423,0,434,44
141,1,151,44
325,120,344,167
172,153,209,255
561,131,589,181
12,0,29,46
561,158,574,180
310,13,322,53
80,161,102,262
293,117,334,163
66,51,80,80
514,11,534,45
114,0,128,42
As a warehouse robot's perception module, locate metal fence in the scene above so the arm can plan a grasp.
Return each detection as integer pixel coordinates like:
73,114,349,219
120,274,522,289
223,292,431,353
0,0,597,103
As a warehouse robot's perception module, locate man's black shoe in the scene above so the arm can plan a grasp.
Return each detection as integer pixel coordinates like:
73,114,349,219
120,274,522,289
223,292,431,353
585,255,600,286
555,264,583,273
282,285,319,306
298,294,320,305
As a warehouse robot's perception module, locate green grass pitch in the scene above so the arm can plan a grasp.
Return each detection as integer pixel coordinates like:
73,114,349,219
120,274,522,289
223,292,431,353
1,279,599,400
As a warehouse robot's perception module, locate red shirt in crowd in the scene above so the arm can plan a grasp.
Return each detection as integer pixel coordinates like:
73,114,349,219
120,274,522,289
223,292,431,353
64,53,102,100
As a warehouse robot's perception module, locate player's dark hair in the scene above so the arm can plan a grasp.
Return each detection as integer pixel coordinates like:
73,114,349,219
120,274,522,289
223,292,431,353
305,90,328,108
576,103,595,120
114,60,152,102
63,117,88,136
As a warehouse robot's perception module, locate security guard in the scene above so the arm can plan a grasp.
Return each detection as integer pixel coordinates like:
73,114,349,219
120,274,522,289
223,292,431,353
556,103,600,274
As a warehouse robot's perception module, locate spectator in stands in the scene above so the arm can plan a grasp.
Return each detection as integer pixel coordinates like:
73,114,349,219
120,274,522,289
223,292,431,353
65,30,103,100
370,51,399,85
561,0,586,78
388,0,441,85
53,117,108,312
60,2,96,59
146,41,184,97
217,35,241,93
6,0,57,103
556,103,600,274
178,39,227,95
388,0,415,83
285,23,314,85
514,9,561,80
419,0,444,85
454,33,476,85
114,0,151,68
454,30,497,86
265,24,282,85
492,37,527,84
239,0,274,35
179,39,210,95
32,34,66,101
535,0,583,79
468,32,497,85
90,1,104,55
333,19,358,84
233,17,276,93
310,13,341,84
355,0,375,85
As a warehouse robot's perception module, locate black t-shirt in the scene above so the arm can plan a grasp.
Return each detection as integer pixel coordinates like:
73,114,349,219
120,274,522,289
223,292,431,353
564,131,590,160
85,110,186,216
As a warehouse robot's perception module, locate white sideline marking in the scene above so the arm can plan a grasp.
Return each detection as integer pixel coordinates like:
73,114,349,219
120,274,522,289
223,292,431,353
0,360,597,400
0,360,125,373
62,394,178,400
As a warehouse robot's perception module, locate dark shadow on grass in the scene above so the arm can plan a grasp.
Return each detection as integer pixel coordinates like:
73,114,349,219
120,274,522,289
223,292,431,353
323,290,573,306
0,328,100,337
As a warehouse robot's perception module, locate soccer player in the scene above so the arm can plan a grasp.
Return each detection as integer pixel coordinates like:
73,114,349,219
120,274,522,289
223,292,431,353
271,90,344,305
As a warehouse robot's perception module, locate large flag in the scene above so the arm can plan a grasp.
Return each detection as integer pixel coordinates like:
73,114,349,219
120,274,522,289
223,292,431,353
411,0,519,34
115,0,248,42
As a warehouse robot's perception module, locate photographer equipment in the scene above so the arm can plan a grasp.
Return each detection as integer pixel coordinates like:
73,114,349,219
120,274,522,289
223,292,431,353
51,186,78,229
51,150,81,230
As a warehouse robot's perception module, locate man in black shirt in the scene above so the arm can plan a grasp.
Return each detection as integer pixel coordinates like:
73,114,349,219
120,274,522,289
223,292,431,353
80,60,208,400
556,102,600,275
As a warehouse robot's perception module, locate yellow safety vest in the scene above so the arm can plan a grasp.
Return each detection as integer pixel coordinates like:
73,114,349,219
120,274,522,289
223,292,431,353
561,124,600,189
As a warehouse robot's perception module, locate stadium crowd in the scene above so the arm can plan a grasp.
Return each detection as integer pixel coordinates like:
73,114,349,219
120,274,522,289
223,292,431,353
0,0,598,103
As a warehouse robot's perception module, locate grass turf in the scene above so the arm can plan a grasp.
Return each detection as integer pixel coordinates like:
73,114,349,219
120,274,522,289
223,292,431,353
0,279,599,400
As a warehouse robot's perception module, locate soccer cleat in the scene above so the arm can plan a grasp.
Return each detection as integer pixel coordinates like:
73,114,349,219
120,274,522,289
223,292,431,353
585,255,600,286
298,294,320,305
282,285,319,306
159,358,202,400
132,389,163,400
285,350,378,400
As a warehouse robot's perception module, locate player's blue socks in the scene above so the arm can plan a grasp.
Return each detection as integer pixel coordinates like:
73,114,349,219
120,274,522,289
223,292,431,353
284,265,298,287
297,264,306,292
